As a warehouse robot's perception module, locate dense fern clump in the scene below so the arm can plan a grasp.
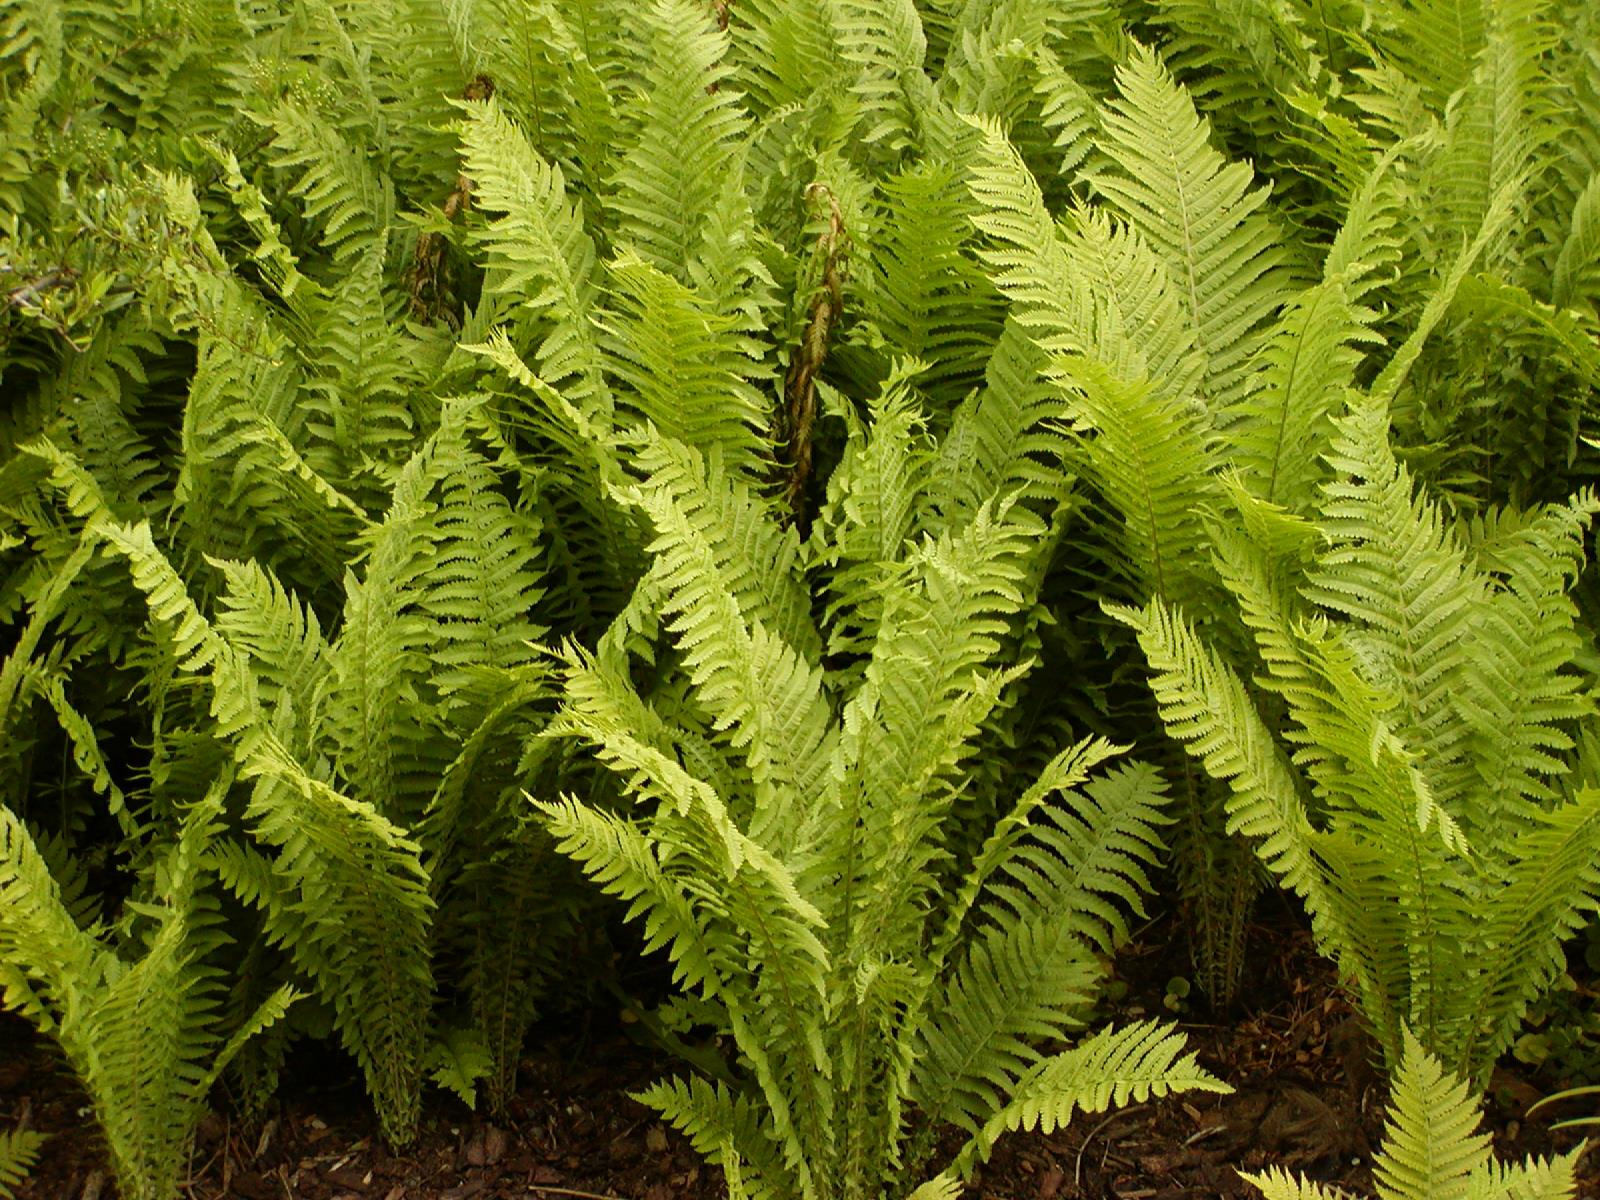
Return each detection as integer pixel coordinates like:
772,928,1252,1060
2,0,1598,1197
1115,397,1600,1084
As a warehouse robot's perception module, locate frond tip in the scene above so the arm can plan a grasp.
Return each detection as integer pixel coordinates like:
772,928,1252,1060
948,1020,1229,1176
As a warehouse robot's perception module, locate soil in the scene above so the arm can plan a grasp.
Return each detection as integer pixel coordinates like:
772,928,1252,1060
3,906,1594,1200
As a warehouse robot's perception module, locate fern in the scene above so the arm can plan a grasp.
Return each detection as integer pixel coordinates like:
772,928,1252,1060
1243,1030,1582,1200
537,426,1225,1200
1088,44,1292,415
0,793,297,1200
253,98,397,264
459,97,610,417
0,1129,45,1200
1117,395,1600,1083
607,0,751,282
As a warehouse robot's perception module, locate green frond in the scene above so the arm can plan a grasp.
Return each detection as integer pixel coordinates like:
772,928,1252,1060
608,0,750,280
838,504,1046,955
1373,0,1489,110
240,749,435,1146
1305,397,1481,814
164,263,365,582
930,736,1127,965
1447,793,1600,1079
1107,598,1327,908
1061,204,1207,403
905,1173,963,1200
965,117,1095,359
600,256,772,475
724,0,845,116
437,0,615,191
0,1128,47,1200
1149,0,1335,148
1225,277,1376,514
534,793,725,999
465,331,644,624
912,914,1103,1134
537,741,832,1192
1421,0,1557,261
2,793,299,1200
254,99,396,263
325,460,439,826
0,806,101,1028
1241,1165,1357,1200
628,434,819,659
1089,44,1292,413
834,0,933,150
95,520,436,1146
623,446,834,829
211,556,332,748
864,162,1006,407
1057,355,1220,607
635,1075,791,1200
0,528,95,742
926,314,1071,525
1032,44,1102,182
1372,1028,1491,1200
28,670,126,822
811,370,936,660
983,760,1173,958
1462,1151,1583,1200
411,406,549,704
302,245,417,489
1451,490,1600,824
50,314,166,517
458,97,610,415
1551,171,1600,309
1249,1030,1581,1200
946,1019,1228,1178
1322,143,1409,302
1368,176,1522,404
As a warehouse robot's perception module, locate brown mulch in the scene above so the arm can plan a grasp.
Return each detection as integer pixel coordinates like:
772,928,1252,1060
3,909,1595,1199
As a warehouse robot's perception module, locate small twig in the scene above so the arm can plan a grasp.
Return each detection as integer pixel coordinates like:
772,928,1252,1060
1183,1123,1227,1147
527,1188,632,1200
1074,1105,1143,1190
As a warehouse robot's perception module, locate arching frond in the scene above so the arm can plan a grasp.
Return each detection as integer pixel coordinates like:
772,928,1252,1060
608,0,751,280
0,1128,46,1200
926,314,1071,526
253,99,396,263
459,98,610,415
863,161,1006,409
1224,277,1375,514
946,1020,1227,1177
1089,45,1292,413
724,0,845,116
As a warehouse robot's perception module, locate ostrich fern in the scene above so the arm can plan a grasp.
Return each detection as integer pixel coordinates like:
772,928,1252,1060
535,424,1226,1200
1114,396,1600,1084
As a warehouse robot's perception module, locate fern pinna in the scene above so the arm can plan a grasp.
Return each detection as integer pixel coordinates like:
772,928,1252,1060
534,421,1226,1200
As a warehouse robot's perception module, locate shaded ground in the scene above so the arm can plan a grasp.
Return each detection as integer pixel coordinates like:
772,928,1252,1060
3,908,1594,1198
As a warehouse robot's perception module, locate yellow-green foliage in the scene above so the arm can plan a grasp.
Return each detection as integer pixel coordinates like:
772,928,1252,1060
2,2,1598,1199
